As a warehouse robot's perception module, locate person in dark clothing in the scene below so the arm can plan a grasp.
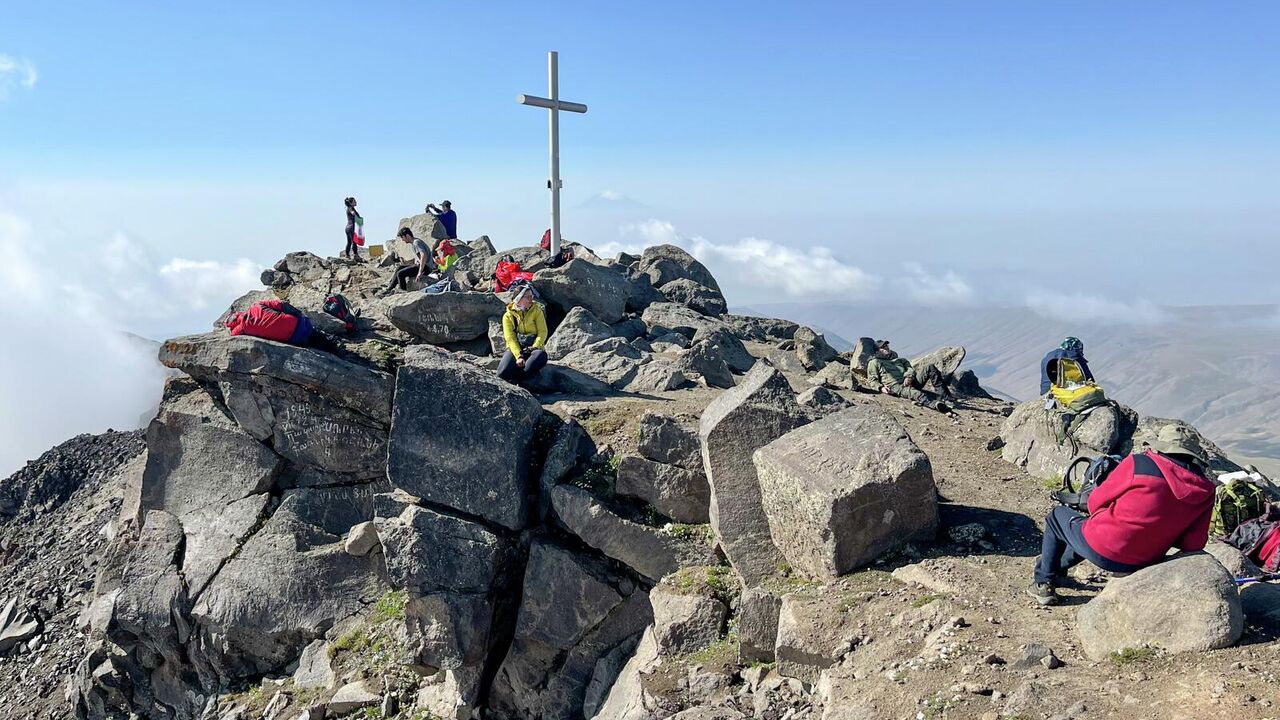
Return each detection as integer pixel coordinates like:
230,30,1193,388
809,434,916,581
426,200,458,240
381,228,436,294
1040,336,1095,395
343,197,362,260
1028,435,1216,606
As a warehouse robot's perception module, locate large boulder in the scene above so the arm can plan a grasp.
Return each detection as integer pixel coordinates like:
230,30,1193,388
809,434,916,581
699,364,810,587
910,345,966,378
455,245,548,281
624,362,689,393
550,485,713,582
796,386,852,417
637,413,702,470
723,315,799,343
794,327,838,372
850,337,877,370
774,593,860,685
1076,552,1243,660
398,213,448,242
616,456,711,525
650,582,728,656
1126,416,1242,474
560,338,648,389
641,302,724,340
999,399,1125,479
381,291,506,344
159,333,393,477
737,588,782,664
693,327,755,374
660,279,727,317
387,348,545,530
676,340,734,390
488,541,652,720
639,244,721,292
535,259,633,324
544,306,614,360
754,406,937,578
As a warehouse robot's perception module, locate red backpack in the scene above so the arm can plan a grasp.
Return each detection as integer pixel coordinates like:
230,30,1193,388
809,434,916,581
494,260,534,293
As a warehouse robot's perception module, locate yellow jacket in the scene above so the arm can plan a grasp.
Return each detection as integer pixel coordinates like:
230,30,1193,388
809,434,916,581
502,302,547,356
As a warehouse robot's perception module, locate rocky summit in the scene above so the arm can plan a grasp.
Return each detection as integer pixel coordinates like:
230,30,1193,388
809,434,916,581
2,219,1279,720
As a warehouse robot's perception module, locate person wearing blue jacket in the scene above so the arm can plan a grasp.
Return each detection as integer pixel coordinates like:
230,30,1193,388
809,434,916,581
1040,336,1095,395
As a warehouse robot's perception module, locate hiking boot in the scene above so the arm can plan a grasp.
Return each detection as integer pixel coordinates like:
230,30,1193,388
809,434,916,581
1026,582,1058,607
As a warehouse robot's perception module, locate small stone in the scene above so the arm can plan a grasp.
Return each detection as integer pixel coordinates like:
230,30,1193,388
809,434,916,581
982,653,1005,665
343,521,381,556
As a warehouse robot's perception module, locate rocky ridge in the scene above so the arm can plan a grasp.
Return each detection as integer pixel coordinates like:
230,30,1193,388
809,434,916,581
1,214,1278,720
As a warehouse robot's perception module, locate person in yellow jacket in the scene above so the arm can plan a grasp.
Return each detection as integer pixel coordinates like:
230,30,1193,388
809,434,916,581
497,286,549,383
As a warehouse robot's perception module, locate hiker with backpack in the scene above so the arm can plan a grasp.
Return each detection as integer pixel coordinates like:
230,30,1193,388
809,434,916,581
1028,437,1217,606
426,201,458,242
225,299,339,352
342,197,364,260
496,285,549,384
866,340,951,412
380,228,436,295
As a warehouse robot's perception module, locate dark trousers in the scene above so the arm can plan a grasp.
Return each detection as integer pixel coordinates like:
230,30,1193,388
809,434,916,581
1035,506,1141,584
497,349,548,383
344,226,358,257
387,265,419,291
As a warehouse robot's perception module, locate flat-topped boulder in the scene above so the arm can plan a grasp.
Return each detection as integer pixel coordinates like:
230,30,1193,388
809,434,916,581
639,244,721,292
544,306,614,360
535,259,634,324
381,291,506,344
754,405,938,578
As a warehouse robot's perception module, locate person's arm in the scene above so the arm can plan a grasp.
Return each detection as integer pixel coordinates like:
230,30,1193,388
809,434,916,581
276,302,303,318
416,250,429,278
1086,455,1135,515
532,306,548,349
502,312,522,356
259,299,285,312
1175,504,1214,551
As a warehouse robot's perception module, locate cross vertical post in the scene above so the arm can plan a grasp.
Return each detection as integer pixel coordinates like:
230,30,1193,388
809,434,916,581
519,51,587,257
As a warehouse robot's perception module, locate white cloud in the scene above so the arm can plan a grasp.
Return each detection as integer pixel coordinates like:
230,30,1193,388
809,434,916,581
0,210,262,476
899,262,975,305
1025,291,1170,325
598,189,622,200
607,219,882,299
0,54,38,99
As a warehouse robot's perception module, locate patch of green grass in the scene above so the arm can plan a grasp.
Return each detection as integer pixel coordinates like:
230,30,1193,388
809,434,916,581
1040,475,1064,491
912,592,945,608
571,457,617,493
371,590,407,624
663,523,714,546
1109,647,1160,666
669,565,738,605
329,628,371,659
685,632,740,668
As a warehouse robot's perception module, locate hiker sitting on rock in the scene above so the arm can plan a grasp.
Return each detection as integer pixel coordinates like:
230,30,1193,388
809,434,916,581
426,200,458,242
225,300,338,352
1040,336,1096,396
497,286,549,384
866,340,951,412
381,228,436,295
434,237,458,275
1029,437,1216,606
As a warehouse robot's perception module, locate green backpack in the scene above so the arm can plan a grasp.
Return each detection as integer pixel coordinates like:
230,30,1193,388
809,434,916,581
1211,475,1274,538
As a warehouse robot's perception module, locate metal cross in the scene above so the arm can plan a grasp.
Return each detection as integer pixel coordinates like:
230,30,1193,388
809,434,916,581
518,51,587,256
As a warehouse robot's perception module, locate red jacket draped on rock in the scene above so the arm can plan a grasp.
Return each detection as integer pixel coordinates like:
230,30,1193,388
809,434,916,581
1083,450,1216,566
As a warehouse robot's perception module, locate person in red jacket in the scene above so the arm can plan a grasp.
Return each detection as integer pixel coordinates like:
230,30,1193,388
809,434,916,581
1029,439,1216,606
225,299,338,352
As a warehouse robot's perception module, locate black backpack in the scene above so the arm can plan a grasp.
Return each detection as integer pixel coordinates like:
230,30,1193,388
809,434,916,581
323,293,358,332
1054,454,1122,512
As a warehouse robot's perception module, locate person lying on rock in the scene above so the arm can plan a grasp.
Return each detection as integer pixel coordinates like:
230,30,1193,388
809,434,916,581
865,340,951,412
1028,437,1216,606
225,299,338,352
381,228,436,295
497,286,549,384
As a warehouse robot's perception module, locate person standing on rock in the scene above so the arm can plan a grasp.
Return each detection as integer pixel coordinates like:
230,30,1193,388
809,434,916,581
342,197,362,260
426,200,458,242
497,286,549,383
866,340,951,412
381,228,436,295
1028,438,1216,606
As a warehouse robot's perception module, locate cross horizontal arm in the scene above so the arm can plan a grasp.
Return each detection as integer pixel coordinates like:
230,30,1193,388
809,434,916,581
517,94,588,114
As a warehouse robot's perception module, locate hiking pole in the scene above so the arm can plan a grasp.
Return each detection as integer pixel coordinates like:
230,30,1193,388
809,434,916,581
1235,573,1280,586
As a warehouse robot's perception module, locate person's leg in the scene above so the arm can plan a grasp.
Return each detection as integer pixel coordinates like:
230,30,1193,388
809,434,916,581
893,384,927,403
1036,506,1087,584
396,266,416,291
344,227,355,258
496,351,520,382
522,349,548,379
307,331,340,353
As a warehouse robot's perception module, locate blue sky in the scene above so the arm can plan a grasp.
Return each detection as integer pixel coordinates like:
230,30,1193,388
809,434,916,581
2,1,1279,472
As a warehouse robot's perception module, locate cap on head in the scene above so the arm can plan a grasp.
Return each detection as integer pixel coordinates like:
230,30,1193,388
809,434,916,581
1061,336,1084,354
875,339,891,350
441,200,452,209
